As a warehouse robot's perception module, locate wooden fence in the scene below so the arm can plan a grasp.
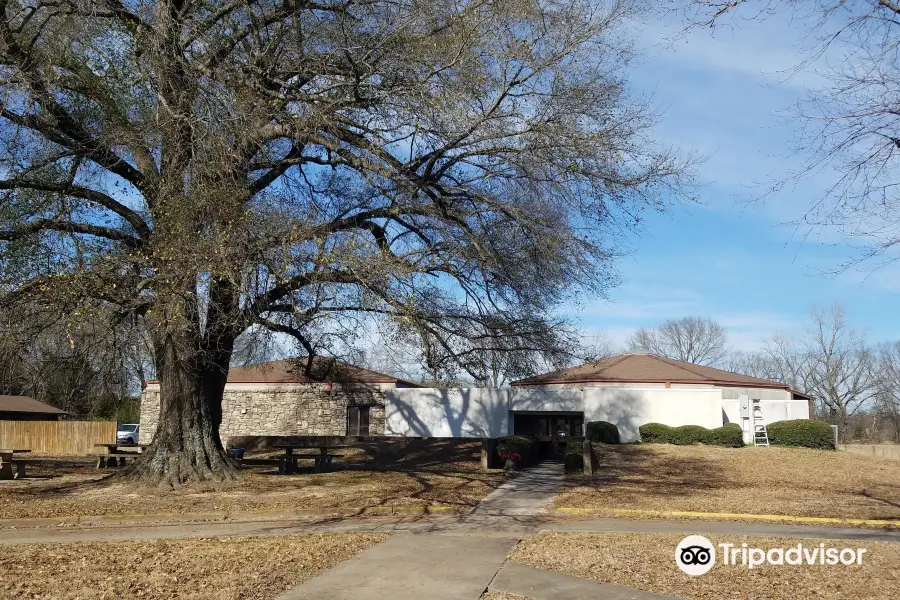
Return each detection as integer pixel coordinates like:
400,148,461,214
0,420,117,455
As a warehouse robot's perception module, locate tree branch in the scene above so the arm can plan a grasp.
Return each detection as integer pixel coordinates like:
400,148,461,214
0,219,142,247
0,179,151,239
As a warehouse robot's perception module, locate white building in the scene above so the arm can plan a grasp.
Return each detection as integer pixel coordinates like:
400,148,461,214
139,353,812,445
384,353,813,443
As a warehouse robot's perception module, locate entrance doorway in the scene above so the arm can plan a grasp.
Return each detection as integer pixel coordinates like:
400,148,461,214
512,412,584,458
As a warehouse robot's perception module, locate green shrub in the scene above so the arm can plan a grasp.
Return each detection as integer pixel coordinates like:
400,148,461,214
585,421,621,444
767,419,835,450
671,425,707,445
640,423,743,446
496,434,539,464
639,422,674,443
702,425,744,447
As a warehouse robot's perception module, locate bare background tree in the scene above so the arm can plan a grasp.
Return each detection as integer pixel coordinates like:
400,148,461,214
760,305,876,439
0,0,690,485
874,342,900,442
628,316,727,365
720,304,877,441
0,305,151,421
679,0,900,268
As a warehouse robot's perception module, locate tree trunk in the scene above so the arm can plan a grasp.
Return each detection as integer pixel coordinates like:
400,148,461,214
119,301,238,487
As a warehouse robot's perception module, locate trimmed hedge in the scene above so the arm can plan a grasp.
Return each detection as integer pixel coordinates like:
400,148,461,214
767,419,835,450
586,421,621,444
638,422,673,443
496,434,539,464
701,423,744,448
672,425,708,444
639,422,744,447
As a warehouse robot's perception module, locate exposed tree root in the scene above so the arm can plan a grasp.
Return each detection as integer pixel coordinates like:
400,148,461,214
116,441,241,490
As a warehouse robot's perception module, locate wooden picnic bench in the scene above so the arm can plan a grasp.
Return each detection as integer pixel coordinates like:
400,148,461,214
0,449,31,480
93,443,149,468
275,445,349,474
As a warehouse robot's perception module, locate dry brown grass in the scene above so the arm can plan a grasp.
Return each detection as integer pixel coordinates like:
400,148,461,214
510,532,900,600
480,592,533,600
0,532,388,600
0,440,504,521
557,444,900,521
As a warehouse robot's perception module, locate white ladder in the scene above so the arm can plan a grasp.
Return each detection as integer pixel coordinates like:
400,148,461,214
752,399,769,447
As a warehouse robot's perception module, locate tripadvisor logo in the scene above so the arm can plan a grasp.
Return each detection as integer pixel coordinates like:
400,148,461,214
675,535,716,576
675,535,868,575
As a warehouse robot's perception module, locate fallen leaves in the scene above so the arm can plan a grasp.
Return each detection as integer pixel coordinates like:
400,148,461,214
0,533,389,600
0,441,505,521
510,532,900,600
557,444,900,522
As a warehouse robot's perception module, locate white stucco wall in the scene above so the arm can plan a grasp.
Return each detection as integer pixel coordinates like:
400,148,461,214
507,387,582,413
345,385,811,441
722,398,810,425
384,388,510,438
583,387,724,442
387,386,723,441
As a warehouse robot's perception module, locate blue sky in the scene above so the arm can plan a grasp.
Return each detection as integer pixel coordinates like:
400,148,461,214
572,11,900,351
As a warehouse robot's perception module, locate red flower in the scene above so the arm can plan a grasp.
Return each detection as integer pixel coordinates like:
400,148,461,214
500,452,522,461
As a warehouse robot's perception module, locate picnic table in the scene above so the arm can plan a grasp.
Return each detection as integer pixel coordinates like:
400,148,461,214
0,449,31,480
274,444,350,474
94,443,149,468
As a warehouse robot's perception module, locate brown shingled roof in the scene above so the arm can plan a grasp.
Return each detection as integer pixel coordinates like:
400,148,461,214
151,357,419,386
511,353,809,397
0,395,68,414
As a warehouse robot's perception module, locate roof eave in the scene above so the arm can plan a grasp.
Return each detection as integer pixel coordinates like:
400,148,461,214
511,378,795,391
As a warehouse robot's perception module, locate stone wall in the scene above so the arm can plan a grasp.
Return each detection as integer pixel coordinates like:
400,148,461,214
139,384,386,444
841,444,900,461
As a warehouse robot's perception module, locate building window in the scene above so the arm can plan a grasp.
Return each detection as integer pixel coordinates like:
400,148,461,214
347,405,370,436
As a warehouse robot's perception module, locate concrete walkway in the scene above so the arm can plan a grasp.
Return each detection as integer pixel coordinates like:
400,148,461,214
4,514,900,545
469,462,564,517
277,533,518,600
489,562,677,600
547,518,900,542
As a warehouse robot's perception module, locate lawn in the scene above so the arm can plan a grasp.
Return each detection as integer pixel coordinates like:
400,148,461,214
557,444,900,522
0,532,388,600
510,532,900,600
0,439,504,521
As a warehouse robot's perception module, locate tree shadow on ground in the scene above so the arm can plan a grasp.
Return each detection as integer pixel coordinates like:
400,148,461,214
860,488,900,514
0,440,504,512
564,444,732,501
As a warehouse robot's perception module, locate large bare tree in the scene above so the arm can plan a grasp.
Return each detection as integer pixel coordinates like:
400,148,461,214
805,305,877,436
680,0,900,267
0,0,688,485
756,305,876,437
628,316,727,365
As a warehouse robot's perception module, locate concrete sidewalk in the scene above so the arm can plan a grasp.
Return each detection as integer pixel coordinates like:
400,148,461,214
547,518,900,542
277,533,518,600
489,562,677,600
3,513,899,545
469,462,563,517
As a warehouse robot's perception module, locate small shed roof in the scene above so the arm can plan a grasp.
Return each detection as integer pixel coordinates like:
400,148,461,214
511,353,813,399
0,395,69,415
